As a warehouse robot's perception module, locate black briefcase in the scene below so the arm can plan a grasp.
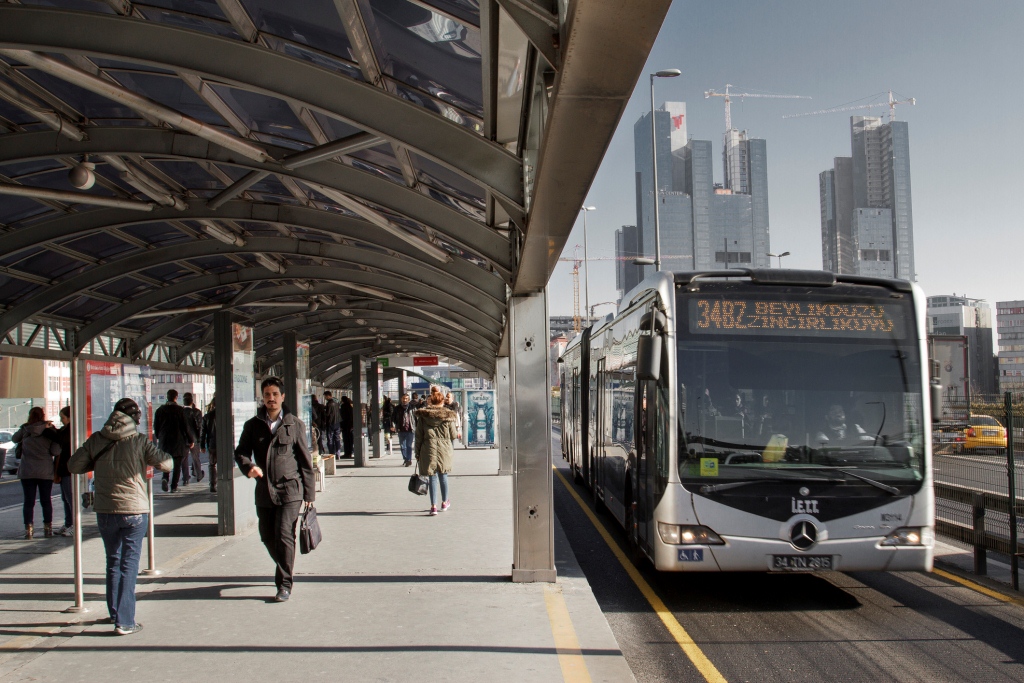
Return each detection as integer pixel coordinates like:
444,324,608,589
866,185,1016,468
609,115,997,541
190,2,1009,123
299,505,322,554
408,474,429,496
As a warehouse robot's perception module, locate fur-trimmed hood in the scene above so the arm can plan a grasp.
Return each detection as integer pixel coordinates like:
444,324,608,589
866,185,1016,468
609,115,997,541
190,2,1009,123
416,405,456,421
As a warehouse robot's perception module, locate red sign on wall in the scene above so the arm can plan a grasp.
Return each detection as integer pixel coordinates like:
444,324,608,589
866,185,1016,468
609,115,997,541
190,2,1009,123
413,356,439,367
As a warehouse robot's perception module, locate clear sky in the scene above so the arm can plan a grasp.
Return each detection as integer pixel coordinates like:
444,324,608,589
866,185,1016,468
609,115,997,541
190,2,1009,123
548,0,1024,320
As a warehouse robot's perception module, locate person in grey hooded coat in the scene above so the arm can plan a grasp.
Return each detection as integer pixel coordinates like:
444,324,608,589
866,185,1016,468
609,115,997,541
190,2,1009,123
69,398,172,636
14,407,61,539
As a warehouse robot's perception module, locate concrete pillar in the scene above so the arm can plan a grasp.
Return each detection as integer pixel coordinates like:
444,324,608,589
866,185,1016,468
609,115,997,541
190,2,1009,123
398,370,406,399
282,331,297,414
509,291,555,583
369,360,381,458
352,356,366,467
495,356,512,475
214,313,257,535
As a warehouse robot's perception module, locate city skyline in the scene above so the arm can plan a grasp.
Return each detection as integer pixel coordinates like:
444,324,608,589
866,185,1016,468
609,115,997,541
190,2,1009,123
549,0,1023,319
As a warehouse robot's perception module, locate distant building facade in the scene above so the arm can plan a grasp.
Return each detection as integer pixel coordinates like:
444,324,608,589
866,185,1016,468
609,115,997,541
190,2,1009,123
997,300,1024,392
617,103,771,298
927,295,996,395
820,116,915,280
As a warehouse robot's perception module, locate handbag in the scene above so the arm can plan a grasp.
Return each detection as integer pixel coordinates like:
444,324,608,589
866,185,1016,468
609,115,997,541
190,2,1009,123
408,474,429,495
299,505,322,554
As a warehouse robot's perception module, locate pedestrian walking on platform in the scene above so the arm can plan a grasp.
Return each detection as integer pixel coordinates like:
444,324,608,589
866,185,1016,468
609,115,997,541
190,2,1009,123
233,377,315,603
324,391,342,458
416,386,457,516
154,390,195,493
14,407,61,539
311,394,326,455
51,406,74,536
201,398,218,493
183,392,204,485
69,398,172,635
444,392,463,444
393,393,415,466
381,396,395,455
340,395,355,458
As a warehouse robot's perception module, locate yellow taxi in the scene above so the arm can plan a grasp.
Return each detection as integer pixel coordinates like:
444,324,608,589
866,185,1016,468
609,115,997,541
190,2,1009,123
956,415,1007,454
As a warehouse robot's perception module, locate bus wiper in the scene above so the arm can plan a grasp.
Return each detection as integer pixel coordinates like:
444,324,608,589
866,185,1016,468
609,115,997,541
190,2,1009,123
700,476,836,494
833,468,900,495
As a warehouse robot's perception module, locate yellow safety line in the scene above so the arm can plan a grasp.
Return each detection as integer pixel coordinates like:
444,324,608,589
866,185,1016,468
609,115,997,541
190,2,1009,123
553,467,727,683
932,567,1024,606
543,584,593,683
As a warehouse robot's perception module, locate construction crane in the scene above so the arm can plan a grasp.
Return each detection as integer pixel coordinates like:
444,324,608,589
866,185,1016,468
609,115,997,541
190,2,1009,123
783,89,916,122
557,247,637,333
704,84,810,131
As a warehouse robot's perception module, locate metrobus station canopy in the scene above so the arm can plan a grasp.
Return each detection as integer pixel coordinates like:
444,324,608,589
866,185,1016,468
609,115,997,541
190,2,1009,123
0,0,671,580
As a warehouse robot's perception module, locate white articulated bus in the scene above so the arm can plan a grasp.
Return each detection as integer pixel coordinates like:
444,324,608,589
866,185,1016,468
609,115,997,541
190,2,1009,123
559,269,935,572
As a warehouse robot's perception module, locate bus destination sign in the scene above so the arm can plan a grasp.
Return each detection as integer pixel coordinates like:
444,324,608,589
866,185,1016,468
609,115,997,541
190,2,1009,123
689,298,906,338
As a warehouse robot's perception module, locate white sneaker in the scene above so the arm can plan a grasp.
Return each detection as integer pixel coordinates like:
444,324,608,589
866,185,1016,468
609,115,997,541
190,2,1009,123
58,526,73,537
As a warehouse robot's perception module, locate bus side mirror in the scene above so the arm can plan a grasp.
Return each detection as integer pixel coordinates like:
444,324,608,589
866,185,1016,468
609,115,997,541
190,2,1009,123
930,378,942,424
637,333,662,381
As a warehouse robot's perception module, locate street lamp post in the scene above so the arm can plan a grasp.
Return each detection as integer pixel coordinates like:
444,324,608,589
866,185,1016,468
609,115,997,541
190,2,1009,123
580,206,596,325
767,251,791,268
650,68,681,272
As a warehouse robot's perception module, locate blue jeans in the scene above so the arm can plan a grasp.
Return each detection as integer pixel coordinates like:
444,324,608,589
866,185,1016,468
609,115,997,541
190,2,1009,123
97,513,148,629
428,473,449,506
398,432,414,462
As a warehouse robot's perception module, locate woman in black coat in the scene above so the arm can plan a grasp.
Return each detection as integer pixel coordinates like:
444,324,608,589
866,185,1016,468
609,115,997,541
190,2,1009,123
340,396,355,458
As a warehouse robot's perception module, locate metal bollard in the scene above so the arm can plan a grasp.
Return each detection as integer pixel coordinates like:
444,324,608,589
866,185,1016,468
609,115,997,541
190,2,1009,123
64,473,87,613
973,492,987,576
141,473,161,575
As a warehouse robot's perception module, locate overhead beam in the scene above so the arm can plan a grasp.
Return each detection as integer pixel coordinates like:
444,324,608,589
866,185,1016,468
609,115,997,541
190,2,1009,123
0,128,509,271
0,6,523,207
512,0,672,293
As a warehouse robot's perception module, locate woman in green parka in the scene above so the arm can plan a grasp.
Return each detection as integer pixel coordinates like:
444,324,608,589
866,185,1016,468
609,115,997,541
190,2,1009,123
415,385,458,516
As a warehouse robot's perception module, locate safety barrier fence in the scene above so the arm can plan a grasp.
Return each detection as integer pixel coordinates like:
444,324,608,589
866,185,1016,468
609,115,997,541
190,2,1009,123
933,393,1024,589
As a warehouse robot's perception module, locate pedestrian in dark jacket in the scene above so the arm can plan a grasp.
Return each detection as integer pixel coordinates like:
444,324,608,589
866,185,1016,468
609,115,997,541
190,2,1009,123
201,398,217,493
340,395,355,458
323,391,342,458
381,396,394,455
393,393,416,466
416,386,457,516
50,406,74,536
153,389,195,492
311,395,326,455
68,398,172,635
14,407,61,538
234,377,315,603
183,392,205,484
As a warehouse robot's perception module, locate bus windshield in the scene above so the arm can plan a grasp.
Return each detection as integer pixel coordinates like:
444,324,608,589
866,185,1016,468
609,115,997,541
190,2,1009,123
676,289,924,490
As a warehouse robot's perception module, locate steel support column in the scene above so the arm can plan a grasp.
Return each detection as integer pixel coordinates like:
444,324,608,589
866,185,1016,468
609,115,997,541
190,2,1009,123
495,355,512,475
369,360,381,459
282,331,298,412
66,355,87,613
509,291,554,582
352,356,366,467
214,312,256,534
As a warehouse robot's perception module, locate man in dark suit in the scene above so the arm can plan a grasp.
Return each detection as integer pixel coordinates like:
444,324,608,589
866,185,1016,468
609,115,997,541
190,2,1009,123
182,392,205,485
154,389,195,493
233,377,315,603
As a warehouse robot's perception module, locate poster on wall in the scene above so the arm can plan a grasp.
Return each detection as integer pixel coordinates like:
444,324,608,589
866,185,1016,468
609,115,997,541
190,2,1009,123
232,323,256,445
296,342,312,443
464,390,496,447
85,361,120,434
121,364,153,439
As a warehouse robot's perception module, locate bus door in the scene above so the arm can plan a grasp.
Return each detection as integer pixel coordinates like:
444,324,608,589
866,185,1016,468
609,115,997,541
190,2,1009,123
636,382,652,548
594,358,606,494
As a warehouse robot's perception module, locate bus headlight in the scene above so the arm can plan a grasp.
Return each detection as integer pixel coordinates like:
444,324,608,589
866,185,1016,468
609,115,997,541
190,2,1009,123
880,527,927,546
658,523,724,545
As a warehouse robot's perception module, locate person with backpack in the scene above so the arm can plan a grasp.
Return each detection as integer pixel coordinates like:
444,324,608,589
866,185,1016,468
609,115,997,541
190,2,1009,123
14,407,61,539
153,390,195,492
50,406,74,536
392,393,416,467
68,398,172,635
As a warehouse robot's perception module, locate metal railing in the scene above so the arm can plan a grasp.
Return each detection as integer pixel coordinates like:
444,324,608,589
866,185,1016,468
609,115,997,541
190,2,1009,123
933,393,1023,588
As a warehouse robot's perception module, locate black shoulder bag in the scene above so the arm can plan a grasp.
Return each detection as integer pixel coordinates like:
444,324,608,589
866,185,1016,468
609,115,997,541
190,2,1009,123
299,504,322,554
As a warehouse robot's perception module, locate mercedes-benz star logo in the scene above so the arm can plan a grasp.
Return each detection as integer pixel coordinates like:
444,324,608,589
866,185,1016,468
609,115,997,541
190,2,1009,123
790,521,817,551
